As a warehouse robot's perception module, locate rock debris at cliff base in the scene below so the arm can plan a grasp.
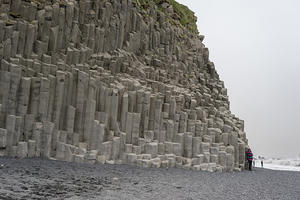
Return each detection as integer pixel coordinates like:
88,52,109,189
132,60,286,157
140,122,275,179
0,0,248,172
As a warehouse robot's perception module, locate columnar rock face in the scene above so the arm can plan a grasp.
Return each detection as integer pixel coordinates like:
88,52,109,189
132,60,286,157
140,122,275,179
0,0,249,172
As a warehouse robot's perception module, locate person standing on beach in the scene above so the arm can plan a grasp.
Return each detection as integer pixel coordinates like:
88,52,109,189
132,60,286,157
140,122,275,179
261,160,264,168
246,149,253,171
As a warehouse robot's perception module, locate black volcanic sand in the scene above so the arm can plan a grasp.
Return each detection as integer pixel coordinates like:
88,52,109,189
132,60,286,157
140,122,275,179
0,157,299,200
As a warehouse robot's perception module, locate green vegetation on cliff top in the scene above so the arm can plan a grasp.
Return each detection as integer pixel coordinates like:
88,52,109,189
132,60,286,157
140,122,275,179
133,0,198,34
27,0,198,34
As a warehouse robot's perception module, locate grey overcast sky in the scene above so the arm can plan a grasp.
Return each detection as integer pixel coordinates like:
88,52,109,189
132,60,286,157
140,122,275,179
176,0,300,158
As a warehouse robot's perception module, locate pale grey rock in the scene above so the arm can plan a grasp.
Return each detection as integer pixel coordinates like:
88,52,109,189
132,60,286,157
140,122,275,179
0,128,7,148
27,140,36,158
0,0,250,172
17,142,28,158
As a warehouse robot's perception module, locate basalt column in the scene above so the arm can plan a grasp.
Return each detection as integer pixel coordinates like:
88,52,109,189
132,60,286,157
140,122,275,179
0,0,250,172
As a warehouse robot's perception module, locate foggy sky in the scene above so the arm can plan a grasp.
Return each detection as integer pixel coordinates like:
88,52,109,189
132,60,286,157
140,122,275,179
176,0,300,158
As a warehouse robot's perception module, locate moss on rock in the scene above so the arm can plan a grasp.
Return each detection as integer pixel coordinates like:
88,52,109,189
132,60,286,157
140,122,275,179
133,0,198,34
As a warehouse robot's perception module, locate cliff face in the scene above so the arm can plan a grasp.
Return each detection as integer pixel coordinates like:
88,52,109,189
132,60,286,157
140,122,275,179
0,0,248,172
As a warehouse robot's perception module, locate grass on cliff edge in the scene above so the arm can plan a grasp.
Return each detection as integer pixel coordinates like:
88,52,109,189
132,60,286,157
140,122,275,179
134,0,198,34
28,0,198,34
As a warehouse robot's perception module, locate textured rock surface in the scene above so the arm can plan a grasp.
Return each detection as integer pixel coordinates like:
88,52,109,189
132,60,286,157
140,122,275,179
0,0,249,172
1,157,300,200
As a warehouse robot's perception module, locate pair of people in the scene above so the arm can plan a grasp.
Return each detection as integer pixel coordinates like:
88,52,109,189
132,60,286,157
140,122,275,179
246,149,265,170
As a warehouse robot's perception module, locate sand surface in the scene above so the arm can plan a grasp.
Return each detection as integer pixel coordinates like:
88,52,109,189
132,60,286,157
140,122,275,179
0,157,299,200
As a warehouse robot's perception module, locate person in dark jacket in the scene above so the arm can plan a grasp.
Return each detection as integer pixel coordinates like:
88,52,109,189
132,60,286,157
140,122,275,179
246,148,253,171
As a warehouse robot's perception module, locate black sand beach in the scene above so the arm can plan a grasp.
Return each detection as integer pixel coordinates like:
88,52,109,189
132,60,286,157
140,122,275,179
0,157,299,200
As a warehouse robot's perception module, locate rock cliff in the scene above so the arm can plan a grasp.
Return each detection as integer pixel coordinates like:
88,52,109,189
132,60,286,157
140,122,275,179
0,0,249,172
